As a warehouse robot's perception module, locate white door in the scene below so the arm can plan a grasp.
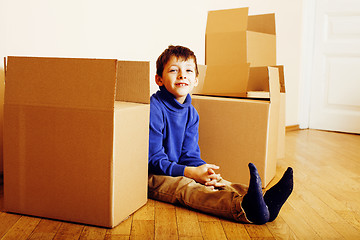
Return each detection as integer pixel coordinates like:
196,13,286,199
308,0,360,134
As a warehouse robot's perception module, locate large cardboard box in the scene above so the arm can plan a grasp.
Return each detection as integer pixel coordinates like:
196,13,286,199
203,7,276,95
3,56,150,228
192,66,280,187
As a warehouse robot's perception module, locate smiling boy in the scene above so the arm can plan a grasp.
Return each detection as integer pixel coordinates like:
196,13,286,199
148,45,293,224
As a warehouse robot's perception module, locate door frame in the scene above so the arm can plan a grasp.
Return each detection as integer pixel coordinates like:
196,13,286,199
299,0,317,129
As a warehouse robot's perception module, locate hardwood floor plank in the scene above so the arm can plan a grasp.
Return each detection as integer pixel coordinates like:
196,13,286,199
266,216,298,240
0,212,22,238
106,215,133,237
176,206,202,238
244,224,273,238
280,202,321,239
199,221,227,240
27,219,62,240
220,219,251,239
1,216,41,240
79,225,107,240
288,192,344,239
197,212,221,222
155,206,178,240
104,235,130,240
130,220,154,240
178,237,203,240
329,221,360,239
52,222,84,240
133,199,155,221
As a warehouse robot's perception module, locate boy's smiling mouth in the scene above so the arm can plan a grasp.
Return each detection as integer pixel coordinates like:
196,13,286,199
176,82,189,87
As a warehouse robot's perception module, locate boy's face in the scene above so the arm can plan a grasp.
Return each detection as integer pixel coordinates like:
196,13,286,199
155,56,198,104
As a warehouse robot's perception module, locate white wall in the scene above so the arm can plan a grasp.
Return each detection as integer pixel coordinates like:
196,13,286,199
0,0,303,126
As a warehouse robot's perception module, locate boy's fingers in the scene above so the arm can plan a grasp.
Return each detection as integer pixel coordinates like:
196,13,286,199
208,173,221,181
206,164,220,170
214,181,226,187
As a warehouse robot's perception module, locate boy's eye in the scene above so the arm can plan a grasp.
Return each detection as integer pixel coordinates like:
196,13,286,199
187,69,194,73
169,69,178,73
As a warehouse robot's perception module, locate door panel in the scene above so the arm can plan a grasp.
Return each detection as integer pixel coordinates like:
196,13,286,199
309,0,360,133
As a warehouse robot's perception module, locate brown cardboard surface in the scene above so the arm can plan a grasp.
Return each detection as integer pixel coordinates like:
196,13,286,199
5,57,117,110
193,67,280,187
191,65,207,95
200,64,250,95
0,66,4,174
206,7,276,67
4,104,115,226
113,102,149,224
276,66,286,159
192,96,270,186
247,32,276,67
206,8,248,34
4,56,150,227
247,65,286,159
247,13,276,35
116,61,150,104
206,31,247,65
203,7,277,99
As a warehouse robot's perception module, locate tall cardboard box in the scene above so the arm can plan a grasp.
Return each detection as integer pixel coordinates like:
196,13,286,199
3,56,150,228
192,67,280,187
203,7,276,95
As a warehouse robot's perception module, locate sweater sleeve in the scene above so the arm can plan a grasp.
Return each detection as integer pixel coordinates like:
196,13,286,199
148,101,186,176
179,107,207,167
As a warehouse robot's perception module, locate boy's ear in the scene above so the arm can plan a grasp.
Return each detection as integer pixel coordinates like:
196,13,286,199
194,76,199,87
155,74,164,86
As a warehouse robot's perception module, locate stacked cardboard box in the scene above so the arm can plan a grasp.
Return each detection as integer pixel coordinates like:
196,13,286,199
4,57,150,227
192,7,285,187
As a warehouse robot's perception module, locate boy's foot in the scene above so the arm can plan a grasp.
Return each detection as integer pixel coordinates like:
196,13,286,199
263,167,293,222
241,163,269,224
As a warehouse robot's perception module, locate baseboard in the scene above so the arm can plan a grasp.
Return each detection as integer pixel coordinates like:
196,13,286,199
286,124,300,132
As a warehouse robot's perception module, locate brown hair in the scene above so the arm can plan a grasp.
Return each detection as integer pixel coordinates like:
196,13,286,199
156,45,199,77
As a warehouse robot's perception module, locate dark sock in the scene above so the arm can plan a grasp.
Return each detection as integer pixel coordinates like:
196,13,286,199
241,163,269,224
264,167,294,222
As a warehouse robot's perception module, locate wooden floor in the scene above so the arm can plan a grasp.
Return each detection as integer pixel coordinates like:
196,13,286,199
0,129,360,239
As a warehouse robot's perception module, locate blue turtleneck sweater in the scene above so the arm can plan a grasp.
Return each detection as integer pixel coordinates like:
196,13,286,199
148,86,206,176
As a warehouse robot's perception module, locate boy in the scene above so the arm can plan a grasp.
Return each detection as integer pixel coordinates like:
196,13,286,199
148,45,293,224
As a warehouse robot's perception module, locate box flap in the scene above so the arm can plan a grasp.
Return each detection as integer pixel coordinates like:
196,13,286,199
5,57,117,110
247,67,271,92
246,66,280,102
191,64,207,95
206,31,247,65
206,8,249,34
247,65,284,93
267,67,280,103
274,65,285,93
247,13,276,35
115,61,150,104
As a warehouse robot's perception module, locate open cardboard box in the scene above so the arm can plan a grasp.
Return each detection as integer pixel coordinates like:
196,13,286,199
201,7,276,95
3,56,150,228
192,66,280,187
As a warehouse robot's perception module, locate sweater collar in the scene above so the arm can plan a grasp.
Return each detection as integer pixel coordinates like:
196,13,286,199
158,86,192,110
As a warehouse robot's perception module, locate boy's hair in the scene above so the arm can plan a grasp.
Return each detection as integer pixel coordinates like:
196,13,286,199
156,45,199,77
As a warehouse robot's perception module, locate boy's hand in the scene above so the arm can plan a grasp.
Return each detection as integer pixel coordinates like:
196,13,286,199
184,164,225,188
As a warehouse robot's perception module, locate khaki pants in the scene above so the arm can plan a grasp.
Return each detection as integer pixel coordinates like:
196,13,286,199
148,174,252,223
